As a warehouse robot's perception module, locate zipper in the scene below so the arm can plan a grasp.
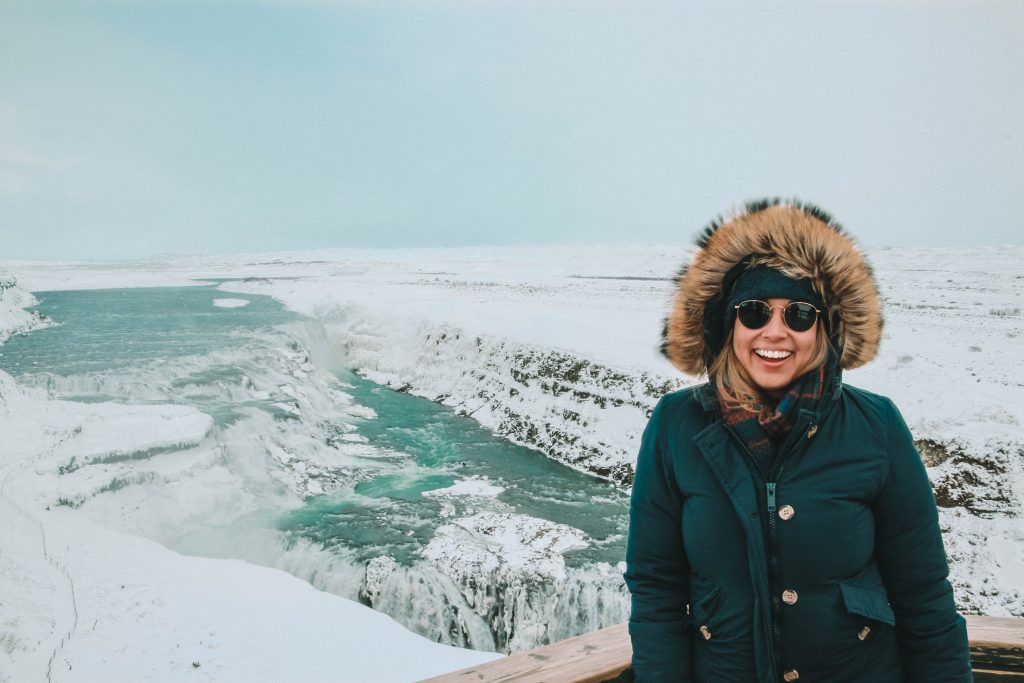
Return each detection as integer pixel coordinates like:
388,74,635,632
724,419,816,680
721,426,781,674
770,426,811,481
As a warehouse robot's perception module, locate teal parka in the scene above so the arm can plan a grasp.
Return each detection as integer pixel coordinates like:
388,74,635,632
625,199,971,682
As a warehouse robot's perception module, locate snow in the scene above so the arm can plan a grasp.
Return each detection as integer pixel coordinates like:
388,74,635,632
46,522,496,683
2,243,1024,677
212,298,250,308
423,477,505,498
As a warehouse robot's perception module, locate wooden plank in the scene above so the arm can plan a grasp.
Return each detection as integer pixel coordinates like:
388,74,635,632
967,615,1024,672
967,615,1024,648
972,671,1024,682
417,623,632,683
419,616,1024,683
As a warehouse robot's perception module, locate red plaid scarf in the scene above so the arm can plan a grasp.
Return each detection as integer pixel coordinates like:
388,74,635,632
720,364,826,472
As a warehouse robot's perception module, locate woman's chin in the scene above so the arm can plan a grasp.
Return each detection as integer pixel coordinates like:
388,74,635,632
744,360,798,393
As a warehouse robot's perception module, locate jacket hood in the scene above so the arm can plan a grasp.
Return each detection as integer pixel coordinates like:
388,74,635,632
661,198,883,376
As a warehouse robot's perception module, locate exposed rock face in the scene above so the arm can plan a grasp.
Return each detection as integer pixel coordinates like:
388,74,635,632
923,438,1019,516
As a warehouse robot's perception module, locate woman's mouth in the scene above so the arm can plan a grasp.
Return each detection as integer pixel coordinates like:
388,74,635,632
754,349,793,361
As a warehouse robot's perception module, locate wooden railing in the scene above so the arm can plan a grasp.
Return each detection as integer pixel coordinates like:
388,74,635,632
419,616,1024,683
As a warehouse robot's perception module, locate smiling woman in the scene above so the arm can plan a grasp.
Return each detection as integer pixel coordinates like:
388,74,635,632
730,296,822,395
626,199,973,682
712,263,832,409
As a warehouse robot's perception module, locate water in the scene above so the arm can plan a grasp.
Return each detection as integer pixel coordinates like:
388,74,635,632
0,284,298,376
291,370,630,567
0,284,631,652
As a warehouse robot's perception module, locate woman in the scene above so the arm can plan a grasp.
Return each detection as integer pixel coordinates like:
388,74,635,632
624,199,972,682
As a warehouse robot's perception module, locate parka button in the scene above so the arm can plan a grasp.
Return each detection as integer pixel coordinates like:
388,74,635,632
783,670,800,681
781,589,798,605
778,504,795,520
699,625,712,640
858,625,871,640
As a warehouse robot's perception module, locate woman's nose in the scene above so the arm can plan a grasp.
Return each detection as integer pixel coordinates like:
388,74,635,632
762,308,788,336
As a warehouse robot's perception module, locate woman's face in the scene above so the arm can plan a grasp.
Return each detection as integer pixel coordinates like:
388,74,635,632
732,297,818,395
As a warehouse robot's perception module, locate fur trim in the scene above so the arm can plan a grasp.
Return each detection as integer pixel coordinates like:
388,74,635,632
661,198,882,375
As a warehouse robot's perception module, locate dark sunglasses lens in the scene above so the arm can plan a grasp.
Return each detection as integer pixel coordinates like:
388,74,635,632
737,301,771,329
784,303,818,332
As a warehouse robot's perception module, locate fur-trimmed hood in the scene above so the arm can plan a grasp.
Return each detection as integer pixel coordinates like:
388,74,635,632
661,198,883,376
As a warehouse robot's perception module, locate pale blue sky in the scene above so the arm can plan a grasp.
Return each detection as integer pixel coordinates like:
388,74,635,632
2,0,1021,260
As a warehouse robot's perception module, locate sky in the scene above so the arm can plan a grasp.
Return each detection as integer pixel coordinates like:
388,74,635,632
1,0,1022,260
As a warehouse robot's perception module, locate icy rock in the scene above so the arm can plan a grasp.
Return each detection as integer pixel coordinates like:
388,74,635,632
421,513,591,652
361,555,400,605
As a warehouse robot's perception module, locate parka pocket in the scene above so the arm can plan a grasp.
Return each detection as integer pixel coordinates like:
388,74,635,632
840,582,895,643
689,586,723,641
839,583,896,625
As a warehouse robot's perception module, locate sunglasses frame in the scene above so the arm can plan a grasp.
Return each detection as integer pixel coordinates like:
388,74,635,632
734,300,821,333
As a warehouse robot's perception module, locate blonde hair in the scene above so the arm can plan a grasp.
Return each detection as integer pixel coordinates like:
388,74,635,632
710,319,832,415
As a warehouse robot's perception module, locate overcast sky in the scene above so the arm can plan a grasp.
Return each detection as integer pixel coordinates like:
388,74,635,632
2,0,1021,260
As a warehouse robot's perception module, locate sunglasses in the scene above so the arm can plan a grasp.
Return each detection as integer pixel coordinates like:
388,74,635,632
734,300,820,333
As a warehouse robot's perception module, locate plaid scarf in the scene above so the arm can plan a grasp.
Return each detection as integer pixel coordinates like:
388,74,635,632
720,364,826,473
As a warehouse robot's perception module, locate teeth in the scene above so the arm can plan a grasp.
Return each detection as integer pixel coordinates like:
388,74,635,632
755,349,792,360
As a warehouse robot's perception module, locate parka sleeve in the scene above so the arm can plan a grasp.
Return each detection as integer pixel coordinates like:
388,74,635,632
624,397,692,682
873,399,972,682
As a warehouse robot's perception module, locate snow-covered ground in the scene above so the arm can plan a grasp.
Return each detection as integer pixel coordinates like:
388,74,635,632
2,243,1023,679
